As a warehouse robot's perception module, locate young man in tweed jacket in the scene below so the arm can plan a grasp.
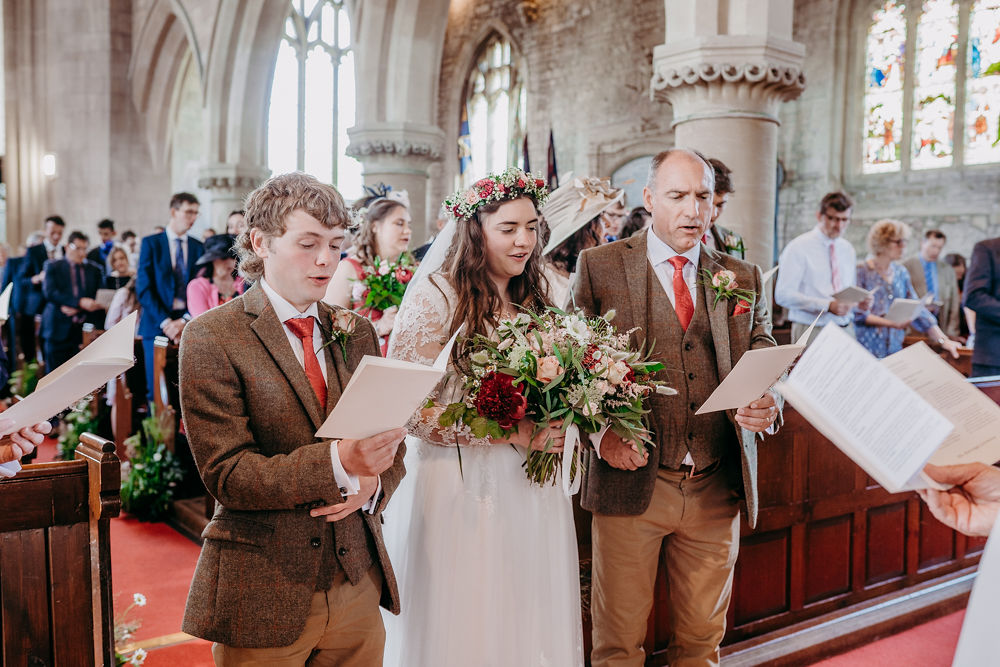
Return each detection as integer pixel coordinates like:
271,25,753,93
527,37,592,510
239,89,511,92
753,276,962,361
179,173,406,665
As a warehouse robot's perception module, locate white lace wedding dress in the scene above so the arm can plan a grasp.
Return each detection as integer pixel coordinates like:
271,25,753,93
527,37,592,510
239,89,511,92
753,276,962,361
382,273,584,667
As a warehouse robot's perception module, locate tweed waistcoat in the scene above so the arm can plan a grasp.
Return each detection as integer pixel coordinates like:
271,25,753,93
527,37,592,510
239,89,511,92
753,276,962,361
319,513,376,590
645,267,738,469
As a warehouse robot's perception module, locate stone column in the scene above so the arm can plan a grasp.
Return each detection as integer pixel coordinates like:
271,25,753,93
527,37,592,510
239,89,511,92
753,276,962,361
197,163,271,233
347,122,445,243
651,0,805,267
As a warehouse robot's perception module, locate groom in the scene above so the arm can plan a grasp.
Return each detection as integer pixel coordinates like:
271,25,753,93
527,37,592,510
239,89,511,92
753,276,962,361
574,148,781,667
179,172,406,665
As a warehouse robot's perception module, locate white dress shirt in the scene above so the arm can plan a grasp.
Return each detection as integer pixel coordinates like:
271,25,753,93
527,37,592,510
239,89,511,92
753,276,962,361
774,227,857,327
259,278,378,511
42,238,63,260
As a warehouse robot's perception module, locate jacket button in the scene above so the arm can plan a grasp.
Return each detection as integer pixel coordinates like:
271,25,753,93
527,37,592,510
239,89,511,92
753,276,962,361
684,342,693,351
689,402,697,411
687,372,695,380
310,537,321,548
338,547,348,556
688,432,695,441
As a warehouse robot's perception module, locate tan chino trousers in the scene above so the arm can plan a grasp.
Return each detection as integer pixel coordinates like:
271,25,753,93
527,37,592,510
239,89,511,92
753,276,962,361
591,466,741,667
212,568,385,667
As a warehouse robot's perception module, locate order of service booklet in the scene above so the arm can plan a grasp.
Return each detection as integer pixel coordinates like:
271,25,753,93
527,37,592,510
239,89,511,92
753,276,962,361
315,327,462,440
774,324,1000,493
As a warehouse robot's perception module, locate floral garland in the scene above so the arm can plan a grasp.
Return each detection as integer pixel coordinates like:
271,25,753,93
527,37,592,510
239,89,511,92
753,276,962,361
444,167,549,222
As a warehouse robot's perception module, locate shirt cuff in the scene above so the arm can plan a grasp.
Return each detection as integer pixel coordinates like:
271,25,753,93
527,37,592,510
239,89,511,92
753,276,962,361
588,425,610,459
363,477,382,514
329,439,360,497
159,317,172,331
0,461,21,478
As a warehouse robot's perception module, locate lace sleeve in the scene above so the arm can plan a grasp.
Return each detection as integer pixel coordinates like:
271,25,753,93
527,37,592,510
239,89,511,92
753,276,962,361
388,274,491,448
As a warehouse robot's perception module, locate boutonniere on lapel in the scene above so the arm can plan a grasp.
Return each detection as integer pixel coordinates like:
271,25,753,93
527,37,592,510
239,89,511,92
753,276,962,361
724,234,745,256
320,309,358,362
699,269,756,315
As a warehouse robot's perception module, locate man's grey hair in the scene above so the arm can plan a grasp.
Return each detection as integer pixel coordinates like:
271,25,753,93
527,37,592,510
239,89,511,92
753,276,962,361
645,148,716,194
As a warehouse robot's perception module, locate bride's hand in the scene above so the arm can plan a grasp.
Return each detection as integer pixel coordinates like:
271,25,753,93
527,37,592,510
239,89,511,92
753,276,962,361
510,418,565,453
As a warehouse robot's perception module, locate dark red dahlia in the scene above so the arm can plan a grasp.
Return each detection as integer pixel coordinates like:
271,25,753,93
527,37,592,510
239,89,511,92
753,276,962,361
581,344,601,369
473,372,527,429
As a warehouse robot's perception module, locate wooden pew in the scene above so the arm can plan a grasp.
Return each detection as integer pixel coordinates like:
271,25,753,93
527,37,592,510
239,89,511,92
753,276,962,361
152,335,177,426
0,434,121,666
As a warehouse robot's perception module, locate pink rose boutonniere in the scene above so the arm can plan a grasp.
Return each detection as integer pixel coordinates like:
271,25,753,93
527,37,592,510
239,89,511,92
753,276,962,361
699,268,756,314
322,309,358,362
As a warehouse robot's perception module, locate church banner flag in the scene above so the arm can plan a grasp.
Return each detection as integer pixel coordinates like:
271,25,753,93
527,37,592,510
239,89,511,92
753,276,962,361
547,129,558,189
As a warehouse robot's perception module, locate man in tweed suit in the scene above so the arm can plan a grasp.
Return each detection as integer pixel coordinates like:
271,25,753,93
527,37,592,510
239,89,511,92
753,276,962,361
179,173,406,665
574,149,781,667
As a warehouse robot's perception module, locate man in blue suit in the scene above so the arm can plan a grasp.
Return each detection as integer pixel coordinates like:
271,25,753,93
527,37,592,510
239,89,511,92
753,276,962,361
136,192,204,403
40,231,105,372
965,236,1000,378
16,216,66,360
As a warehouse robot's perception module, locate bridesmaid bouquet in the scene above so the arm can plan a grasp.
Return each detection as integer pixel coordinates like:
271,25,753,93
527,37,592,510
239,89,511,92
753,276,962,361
438,309,670,492
350,253,416,313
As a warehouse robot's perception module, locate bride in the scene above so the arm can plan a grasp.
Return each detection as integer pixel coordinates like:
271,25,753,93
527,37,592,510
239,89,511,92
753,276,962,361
383,168,585,667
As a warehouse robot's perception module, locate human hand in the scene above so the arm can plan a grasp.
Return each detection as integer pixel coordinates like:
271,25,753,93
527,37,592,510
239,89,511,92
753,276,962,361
338,427,406,477
939,338,961,360
736,391,778,432
829,299,853,317
0,418,52,464
309,475,379,522
509,418,566,453
892,319,913,330
918,463,1000,537
78,297,101,312
858,295,874,312
599,430,649,471
374,307,397,337
60,305,79,317
32,272,45,285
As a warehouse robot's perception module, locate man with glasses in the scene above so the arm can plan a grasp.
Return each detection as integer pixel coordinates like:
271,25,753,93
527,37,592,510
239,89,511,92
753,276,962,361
136,192,204,403
601,199,629,243
775,191,871,345
40,231,105,372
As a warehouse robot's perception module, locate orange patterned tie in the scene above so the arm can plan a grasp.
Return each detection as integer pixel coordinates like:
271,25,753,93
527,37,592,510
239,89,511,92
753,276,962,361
284,317,327,409
668,256,694,331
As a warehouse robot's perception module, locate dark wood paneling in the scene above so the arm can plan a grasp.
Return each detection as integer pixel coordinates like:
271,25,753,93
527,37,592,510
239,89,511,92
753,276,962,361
918,502,955,570
866,503,906,585
732,529,789,625
49,523,95,665
1,529,53,667
804,516,852,604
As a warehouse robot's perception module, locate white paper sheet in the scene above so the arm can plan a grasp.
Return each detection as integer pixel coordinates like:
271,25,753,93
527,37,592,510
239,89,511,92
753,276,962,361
884,297,926,324
774,324,954,493
316,328,461,440
0,283,12,322
2,312,136,431
831,285,873,303
953,512,1000,667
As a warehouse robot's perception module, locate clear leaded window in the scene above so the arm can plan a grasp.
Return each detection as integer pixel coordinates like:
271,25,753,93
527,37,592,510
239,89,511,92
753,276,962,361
862,0,1000,173
267,0,361,198
460,34,526,186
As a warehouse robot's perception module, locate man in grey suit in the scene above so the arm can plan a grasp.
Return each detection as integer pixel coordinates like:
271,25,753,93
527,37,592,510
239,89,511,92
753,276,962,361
574,148,781,667
903,229,961,338
965,236,1000,377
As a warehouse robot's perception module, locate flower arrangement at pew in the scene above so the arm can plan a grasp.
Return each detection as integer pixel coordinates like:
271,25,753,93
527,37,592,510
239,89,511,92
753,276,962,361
57,396,101,460
121,407,184,521
114,592,148,665
438,308,673,492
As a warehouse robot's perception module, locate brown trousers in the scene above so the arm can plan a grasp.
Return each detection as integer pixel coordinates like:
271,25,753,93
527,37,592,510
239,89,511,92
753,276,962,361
591,466,741,667
212,568,384,667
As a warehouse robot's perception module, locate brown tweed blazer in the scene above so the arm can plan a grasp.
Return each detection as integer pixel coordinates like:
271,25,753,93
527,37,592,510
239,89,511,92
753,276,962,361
573,233,781,529
178,283,406,647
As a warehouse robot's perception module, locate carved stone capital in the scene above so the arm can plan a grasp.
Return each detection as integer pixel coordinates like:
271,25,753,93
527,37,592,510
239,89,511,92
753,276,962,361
346,123,446,168
346,139,442,160
652,62,806,99
196,163,270,194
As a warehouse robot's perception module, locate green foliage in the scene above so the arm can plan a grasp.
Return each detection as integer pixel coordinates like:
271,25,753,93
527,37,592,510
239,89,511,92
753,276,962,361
121,409,184,521
8,361,40,397
57,397,100,461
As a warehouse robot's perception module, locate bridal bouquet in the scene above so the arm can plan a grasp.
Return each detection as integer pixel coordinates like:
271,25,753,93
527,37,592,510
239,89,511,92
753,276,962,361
439,309,669,492
350,253,416,314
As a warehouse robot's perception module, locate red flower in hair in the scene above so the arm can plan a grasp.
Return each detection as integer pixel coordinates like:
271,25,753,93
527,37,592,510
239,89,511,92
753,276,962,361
477,180,495,199
534,178,545,188
474,372,527,429
516,178,526,188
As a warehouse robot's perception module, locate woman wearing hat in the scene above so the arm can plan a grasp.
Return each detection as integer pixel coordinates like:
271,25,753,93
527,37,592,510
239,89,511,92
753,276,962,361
541,175,625,308
186,233,243,318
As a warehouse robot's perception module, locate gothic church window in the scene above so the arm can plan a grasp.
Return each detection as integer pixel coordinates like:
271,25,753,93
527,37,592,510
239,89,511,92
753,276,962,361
862,0,1000,173
268,0,362,198
460,33,526,186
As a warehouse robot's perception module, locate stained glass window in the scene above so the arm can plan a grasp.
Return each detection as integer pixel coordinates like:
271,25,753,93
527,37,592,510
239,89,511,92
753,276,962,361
267,1,361,199
965,0,1000,165
912,0,957,169
462,35,525,186
863,1,907,173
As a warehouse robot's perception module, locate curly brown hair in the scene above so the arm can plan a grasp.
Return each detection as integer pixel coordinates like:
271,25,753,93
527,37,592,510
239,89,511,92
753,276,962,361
236,172,350,281
437,196,550,348
351,198,407,266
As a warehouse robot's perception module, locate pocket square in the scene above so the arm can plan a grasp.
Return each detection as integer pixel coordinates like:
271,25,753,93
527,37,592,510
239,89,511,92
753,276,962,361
732,299,751,316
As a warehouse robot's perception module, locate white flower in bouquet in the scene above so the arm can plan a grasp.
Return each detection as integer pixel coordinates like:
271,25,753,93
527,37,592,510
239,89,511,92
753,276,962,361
497,337,514,351
378,262,391,276
351,281,367,302
536,356,563,383
470,350,490,366
562,315,591,342
606,360,630,385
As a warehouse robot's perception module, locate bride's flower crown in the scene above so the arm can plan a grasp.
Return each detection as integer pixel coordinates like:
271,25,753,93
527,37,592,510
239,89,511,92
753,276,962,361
444,167,549,222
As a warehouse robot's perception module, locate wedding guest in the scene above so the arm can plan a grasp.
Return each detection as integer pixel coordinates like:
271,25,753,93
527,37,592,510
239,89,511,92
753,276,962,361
324,197,412,353
919,463,1000,537
18,215,66,358
541,176,624,308
87,219,116,270
702,157,745,258
105,277,139,330
945,252,975,342
202,228,216,241
384,168,581,666
600,198,628,243
903,229,961,338
186,234,243,318
121,230,139,267
0,417,54,479
854,219,959,359
620,206,651,239
41,231,106,371
964,236,1000,377
574,148,781,666
775,192,870,346
103,246,134,290
179,172,406,664
226,210,247,236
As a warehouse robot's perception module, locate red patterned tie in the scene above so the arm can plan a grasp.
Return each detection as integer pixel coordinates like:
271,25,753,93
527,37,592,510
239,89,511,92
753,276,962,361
668,256,695,331
284,317,327,409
